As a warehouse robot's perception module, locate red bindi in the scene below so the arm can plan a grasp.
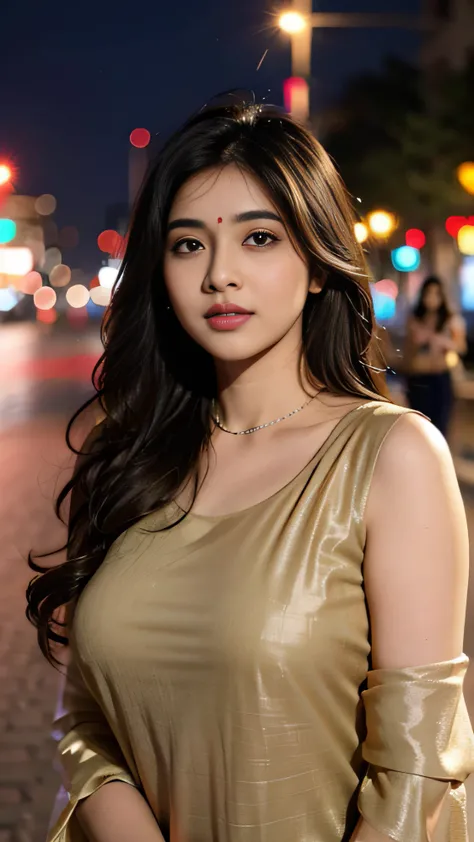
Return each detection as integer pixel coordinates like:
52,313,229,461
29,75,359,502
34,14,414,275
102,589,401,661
217,217,223,224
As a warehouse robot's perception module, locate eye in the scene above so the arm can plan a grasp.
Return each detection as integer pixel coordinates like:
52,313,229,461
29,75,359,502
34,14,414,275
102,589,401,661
244,230,279,248
171,238,204,254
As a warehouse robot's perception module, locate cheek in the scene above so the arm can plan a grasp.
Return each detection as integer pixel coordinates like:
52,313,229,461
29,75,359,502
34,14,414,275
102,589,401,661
164,260,200,311
263,255,309,311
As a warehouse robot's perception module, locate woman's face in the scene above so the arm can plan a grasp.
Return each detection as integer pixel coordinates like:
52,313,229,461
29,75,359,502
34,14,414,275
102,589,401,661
423,283,443,311
163,164,320,364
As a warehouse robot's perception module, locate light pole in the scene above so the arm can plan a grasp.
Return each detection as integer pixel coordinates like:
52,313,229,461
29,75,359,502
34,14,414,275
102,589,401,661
279,6,433,122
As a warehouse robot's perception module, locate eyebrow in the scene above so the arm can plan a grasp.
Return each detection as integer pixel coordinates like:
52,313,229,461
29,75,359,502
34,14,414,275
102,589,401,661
167,210,283,232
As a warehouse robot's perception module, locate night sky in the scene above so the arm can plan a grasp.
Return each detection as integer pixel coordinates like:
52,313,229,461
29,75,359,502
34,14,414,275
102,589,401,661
2,0,420,271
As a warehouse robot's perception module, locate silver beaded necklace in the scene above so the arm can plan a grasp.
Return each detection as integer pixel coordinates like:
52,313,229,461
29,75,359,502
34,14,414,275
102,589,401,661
211,395,317,436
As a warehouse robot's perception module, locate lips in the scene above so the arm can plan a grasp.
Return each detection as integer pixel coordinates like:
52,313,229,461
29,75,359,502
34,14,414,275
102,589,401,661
204,303,253,319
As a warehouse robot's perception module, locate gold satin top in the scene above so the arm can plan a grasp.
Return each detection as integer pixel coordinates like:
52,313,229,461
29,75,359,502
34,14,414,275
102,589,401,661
48,401,474,842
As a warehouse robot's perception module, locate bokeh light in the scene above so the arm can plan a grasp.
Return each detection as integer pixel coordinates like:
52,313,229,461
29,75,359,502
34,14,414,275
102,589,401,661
58,226,79,249
86,298,105,318
90,285,112,307
445,216,474,237
405,228,426,249
461,257,474,311
391,246,421,272
44,247,62,273
89,275,100,289
0,247,33,275
354,222,369,244
457,162,474,196
0,288,20,312
130,128,151,148
367,210,396,237
66,284,90,308
458,225,474,256
35,194,57,216
0,219,16,244
50,264,72,288
36,307,58,324
97,229,123,257
18,271,42,295
375,279,398,299
283,76,309,115
98,266,119,289
370,285,396,321
34,286,57,310
0,165,12,186
279,11,307,33
446,351,459,369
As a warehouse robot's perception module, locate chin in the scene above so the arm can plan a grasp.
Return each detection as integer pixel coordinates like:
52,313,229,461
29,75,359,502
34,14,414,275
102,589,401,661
199,337,276,364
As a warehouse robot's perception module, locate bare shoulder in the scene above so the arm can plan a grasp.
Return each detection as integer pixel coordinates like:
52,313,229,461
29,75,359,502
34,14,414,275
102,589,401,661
364,412,469,667
366,410,465,534
373,411,455,492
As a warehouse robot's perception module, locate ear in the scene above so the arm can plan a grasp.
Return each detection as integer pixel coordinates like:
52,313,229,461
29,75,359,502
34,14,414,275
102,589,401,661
309,270,327,294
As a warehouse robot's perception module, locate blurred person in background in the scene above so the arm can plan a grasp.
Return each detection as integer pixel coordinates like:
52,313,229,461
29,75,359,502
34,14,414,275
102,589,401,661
27,100,473,842
404,275,467,437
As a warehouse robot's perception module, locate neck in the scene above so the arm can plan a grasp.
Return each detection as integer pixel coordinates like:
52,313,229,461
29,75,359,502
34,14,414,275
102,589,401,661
213,335,317,433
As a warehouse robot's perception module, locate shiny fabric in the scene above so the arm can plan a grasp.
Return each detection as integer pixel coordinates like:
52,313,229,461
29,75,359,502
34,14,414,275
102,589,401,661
359,656,473,841
47,401,474,842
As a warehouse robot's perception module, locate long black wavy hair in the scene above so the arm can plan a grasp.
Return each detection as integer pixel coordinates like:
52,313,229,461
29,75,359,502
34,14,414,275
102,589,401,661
413,275,453,333
27,97,390,663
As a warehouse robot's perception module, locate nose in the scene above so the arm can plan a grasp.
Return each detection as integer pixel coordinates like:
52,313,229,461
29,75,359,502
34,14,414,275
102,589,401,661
203,243,242,293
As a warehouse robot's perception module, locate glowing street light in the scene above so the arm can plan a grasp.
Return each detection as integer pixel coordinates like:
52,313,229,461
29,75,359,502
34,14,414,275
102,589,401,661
457,162,474,196
0,164,12,187
458,225,474,256
367,210,396,238
354,222,369,244
279,11,307,33
98,266,119,289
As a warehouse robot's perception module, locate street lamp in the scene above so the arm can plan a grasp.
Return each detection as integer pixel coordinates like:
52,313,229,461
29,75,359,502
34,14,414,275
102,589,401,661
457,162,474,196
279,11,307,33
279,5,430,123
354,222,369,244
0,164,12,187
367,210,396,238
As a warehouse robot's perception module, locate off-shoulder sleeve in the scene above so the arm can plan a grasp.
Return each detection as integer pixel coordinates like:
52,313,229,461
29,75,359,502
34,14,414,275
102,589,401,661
47,650,137,842
357,654,474,842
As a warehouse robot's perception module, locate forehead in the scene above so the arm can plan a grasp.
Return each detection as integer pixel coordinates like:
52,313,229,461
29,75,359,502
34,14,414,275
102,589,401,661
170,164,275,215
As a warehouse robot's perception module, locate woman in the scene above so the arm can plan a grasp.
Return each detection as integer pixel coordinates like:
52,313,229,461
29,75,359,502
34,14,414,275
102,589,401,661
405,275,467,437
27,100,473,842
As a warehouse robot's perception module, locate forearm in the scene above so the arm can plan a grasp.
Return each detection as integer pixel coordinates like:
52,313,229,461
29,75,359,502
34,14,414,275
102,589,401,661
76,781,164,842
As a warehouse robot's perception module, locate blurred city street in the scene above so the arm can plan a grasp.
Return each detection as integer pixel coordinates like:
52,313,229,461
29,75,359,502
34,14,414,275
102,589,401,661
0,322,474,840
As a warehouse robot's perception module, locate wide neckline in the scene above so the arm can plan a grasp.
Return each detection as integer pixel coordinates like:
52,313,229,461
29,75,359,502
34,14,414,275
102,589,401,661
177,400,382,523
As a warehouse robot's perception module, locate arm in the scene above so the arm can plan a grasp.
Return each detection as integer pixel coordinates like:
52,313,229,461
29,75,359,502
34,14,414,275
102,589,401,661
350,413,472,842
407,317,434,348
76,782,163,842
48,422,164,842
48,626,164,842
430,316,468,356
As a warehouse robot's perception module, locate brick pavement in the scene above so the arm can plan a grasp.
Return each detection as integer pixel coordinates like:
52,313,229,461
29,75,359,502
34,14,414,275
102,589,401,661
0,420,71,842
1,405,474,839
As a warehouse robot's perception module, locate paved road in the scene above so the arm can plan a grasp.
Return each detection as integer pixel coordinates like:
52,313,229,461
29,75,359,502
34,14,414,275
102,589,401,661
0,322,473,840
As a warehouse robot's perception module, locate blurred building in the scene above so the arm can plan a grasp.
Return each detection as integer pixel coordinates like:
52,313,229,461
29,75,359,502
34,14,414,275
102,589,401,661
422,0,474,69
